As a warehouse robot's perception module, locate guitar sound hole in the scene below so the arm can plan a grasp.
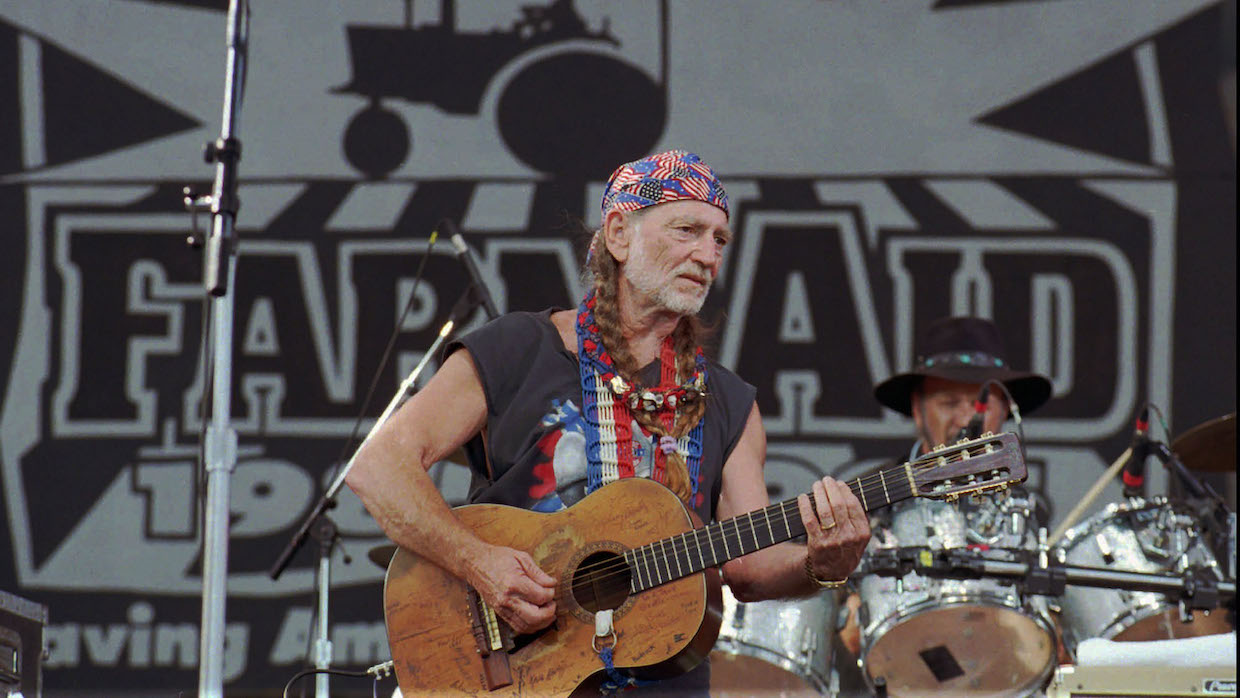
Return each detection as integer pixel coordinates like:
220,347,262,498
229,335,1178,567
571,551,632,612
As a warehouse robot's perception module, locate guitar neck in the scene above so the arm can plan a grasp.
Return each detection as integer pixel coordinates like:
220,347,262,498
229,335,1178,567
625,462,916,593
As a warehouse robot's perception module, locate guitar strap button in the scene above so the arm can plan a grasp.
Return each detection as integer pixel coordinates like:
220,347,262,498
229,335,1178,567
593,609,618,653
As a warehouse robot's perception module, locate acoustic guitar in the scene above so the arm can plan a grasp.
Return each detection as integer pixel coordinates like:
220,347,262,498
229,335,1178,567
383,432,1026,696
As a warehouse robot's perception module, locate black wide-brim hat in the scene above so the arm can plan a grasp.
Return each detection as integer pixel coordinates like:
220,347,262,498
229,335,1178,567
874,317,1053,417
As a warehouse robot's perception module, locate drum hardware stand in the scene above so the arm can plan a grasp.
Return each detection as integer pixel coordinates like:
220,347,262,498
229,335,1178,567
182,1,249,695
1148,439,1236,586
267,284,490,698
1150,440,1232,522
900,546,1235,613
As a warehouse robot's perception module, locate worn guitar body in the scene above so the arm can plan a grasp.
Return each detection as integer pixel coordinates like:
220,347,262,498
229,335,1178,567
384,478,722,697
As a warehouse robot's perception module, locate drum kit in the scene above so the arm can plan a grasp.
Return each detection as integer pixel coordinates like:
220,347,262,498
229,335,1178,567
369,414,1235,697
704,412,1237,697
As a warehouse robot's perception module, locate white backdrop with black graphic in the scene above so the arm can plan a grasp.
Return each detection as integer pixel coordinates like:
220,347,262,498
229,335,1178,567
0,0,1234,694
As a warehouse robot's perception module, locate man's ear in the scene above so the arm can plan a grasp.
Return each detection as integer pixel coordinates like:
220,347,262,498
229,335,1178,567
602,209,633,264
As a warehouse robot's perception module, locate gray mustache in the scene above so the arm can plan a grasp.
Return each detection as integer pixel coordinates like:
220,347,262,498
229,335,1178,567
674,263,713,285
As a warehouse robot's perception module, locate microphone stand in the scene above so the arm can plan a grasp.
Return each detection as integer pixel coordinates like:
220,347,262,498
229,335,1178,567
267,286,490,698
187,2,249,695
1150,440,1235,577
1150,440,1221,504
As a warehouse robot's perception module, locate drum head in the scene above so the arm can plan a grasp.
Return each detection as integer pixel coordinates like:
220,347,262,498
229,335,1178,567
1112,606,1234,642
864,604,1054,698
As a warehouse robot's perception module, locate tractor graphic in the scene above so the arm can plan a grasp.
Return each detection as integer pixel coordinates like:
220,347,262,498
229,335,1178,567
334,0,668,178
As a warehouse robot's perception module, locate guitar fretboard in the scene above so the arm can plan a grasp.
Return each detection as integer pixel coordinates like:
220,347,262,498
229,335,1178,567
623,464,916,593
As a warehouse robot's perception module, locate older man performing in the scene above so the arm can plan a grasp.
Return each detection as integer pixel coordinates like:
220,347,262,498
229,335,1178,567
347,150,869,695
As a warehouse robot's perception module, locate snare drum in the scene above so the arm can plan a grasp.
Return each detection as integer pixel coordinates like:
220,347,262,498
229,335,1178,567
857,495,1055,697
709,584,836,696
1055,497,1233,656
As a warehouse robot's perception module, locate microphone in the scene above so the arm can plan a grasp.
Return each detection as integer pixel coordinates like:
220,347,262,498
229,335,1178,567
955,384,990,442
1121,407,1150,497
443,219,500,321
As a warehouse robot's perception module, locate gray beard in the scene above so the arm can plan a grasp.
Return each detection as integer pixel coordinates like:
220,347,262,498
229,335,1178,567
623,252,711,316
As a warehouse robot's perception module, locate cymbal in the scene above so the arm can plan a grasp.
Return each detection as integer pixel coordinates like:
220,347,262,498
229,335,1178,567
1171,413,1236,472
367,544,397,570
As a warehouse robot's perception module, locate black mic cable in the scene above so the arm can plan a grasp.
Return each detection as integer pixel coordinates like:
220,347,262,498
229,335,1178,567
270,227,442,582
324,226,442,491
977,378,1027,464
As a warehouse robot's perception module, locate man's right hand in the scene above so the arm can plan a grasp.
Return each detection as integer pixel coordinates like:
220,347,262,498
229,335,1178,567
466,545,558,635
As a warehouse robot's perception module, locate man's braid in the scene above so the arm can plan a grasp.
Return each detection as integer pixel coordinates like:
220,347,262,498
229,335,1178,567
586,231,705,503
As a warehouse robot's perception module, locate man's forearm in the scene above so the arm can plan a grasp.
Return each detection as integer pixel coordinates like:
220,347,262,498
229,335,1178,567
722,542,822,602
347,438,485,582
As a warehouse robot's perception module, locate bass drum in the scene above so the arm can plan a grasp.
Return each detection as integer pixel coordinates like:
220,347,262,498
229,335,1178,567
857,495,1055,698
709,584,836,696
1055,497,1233,655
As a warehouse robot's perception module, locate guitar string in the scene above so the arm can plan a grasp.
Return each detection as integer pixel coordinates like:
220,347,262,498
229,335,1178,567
558,471,906,589
552,443,1012,602
552,499,804,603
553,478,912,602
558,442,1013,597
553,482,906,605
559,442,986,586
556,441,1000,594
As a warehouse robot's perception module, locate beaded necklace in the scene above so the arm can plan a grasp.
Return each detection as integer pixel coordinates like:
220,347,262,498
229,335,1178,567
576,291,707,502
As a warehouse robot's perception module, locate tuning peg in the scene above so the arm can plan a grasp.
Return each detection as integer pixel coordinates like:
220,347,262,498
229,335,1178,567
956,437,969,445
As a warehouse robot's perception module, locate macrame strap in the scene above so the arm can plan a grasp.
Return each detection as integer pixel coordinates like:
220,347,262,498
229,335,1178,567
597,646,661,694
576,290,706,500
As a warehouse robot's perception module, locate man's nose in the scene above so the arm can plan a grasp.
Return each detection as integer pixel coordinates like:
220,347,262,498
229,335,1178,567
951,405,974,427
690,237,721,272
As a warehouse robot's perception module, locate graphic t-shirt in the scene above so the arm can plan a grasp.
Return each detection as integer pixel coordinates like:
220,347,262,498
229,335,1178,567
449,309,757,523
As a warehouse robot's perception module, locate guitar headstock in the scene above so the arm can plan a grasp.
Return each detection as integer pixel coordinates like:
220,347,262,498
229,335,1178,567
908,432,1027,502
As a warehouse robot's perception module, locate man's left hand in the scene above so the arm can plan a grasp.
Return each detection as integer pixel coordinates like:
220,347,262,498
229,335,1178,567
796,476,871,583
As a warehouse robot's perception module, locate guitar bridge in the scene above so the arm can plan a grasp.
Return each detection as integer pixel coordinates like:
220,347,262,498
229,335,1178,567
466,587,513,690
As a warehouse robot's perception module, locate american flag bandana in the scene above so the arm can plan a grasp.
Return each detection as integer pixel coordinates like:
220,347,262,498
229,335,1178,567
600,150,729,221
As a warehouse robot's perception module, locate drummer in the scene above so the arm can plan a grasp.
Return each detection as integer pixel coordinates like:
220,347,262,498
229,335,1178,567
875,316,1051,462
838,316,1053,656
